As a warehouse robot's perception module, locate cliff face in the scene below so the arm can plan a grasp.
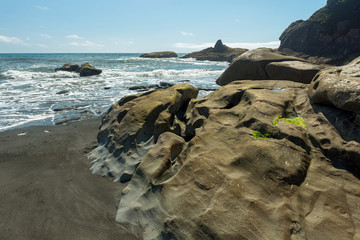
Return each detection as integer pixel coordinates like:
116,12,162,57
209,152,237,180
279,0,360,64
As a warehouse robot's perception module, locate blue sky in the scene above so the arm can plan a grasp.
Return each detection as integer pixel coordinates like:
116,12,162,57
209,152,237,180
0,0,326,53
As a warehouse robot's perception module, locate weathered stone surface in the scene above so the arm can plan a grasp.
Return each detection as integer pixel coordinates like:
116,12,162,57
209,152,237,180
78,62,102,77
140,51,178,58
266,60,321,84
308,56,360,119
182,40,248,62
55,63,80,72
89,84,198,182
92,81,360,239
279,0,360,65
216,48,309,86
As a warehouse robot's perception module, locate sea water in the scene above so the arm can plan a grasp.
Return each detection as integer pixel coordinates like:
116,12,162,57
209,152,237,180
0,53,228,131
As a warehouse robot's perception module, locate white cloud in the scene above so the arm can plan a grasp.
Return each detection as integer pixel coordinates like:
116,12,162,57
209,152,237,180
66,34,82,39
227,41,281,49
37,44,48,48
181,31,194,37
40,34,52,39
69,40,104,47
173,42,213,49
173,41,280,50
0,35,28,45
35,5,49,11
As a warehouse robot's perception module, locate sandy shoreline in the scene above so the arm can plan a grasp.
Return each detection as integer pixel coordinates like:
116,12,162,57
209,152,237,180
0,118,140,240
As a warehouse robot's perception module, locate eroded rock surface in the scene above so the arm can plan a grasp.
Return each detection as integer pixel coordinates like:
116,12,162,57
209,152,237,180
308,56,360,126
216,48,321,86
89,84,198,182
91,80,360,240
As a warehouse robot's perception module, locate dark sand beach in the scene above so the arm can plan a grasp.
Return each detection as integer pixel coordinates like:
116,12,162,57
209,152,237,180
0,119,140,240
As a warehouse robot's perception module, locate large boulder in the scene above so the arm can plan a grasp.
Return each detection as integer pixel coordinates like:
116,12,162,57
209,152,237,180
279,0,360,65
181,39,248,62
216,48,321,86
266,60,321,84
78,62,102,77
55,63,80,72
308,56,360,124
91,81,360,239
140,51,178,58
89,84,198,182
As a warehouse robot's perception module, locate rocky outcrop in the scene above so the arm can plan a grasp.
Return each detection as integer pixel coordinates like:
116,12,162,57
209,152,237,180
55,63,80,72
216,48,321,86
55,62,102,77
140,51,178,58
279,0,360,65
90,80,360,239
78,62,102,77
89,84,198,182
181,40,248,62
308,56,360,125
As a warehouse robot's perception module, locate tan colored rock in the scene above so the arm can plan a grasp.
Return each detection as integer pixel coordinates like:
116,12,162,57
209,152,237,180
266,60,321,84
216,48,307,86
308,56,360,115
89,84,198,182
104,81,360,239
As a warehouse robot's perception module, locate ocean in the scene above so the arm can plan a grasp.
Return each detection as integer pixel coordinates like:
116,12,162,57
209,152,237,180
0,53,228,132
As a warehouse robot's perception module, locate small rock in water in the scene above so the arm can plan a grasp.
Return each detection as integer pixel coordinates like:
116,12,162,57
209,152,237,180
55,63,80,72
56,90,69,95
79,63,102,77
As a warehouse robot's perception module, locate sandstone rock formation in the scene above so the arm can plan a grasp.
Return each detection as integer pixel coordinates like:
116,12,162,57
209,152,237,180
216,48,321,86
90,80,360,239
181,40,248,62
140,51,178,58
279,0,360,65
55,63,80,72
89,84,198,182
78,62,102,77
308,56,360,125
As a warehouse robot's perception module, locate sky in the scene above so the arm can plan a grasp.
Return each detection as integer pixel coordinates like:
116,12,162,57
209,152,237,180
0,0,326,53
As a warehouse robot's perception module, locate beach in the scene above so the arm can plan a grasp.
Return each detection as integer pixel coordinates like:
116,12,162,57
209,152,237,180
0,118,140,240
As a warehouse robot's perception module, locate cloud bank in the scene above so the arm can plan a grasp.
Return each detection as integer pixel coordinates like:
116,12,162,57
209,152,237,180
69,40,103,47
0,35,28,45
174,41,280,50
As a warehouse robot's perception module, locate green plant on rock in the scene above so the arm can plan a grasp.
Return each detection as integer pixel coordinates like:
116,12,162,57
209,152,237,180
252,131,271,139
272,115,307,128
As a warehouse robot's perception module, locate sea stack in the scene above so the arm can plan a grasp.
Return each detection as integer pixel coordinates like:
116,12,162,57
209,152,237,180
181,39,248,62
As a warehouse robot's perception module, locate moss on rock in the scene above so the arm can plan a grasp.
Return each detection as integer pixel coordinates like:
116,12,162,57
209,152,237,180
252,131,272,139
272,115,307,128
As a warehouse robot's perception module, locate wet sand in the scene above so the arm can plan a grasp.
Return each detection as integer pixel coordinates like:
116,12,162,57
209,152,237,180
0,119,141,240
